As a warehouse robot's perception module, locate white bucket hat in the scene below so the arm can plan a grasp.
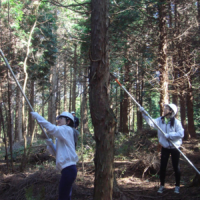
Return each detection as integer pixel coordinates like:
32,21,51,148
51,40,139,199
56,112,74,122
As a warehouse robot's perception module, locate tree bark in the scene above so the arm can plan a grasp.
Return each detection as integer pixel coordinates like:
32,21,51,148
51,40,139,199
29,80,34,136
64,58,68,111
158,0,169,115
90,0,116,199
7,72,13,171
121,46,130,134
185,43,196,138
81,66,90,134
72,44,77,112
42,85,45,117
186,78,196,138
171,1,178,109
136,59,142,131
115,86,118,132
198,0,200,33
56,62,60,115
121,77,129,133
69,68,72,112
0,103,9,169
177,36,189,139
179,89,188,139
119,66,123,132
15,74,23,141
48,65,57,124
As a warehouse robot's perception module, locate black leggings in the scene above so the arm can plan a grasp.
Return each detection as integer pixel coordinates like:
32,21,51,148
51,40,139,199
160,147,180,186
59,165,77,200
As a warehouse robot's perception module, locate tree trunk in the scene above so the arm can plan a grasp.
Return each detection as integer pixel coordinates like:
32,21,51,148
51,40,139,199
171,1,178,111
198,0,200,33
121,59,130,134
48,65,57,124
15,74,23,141
69,68,72,112
174,0,189,139
185,44,196,138
81,66,90,134
186,79,196,138
42,85,45,117
7,72,13,171
72,44,77,112
64,59,68,111
179,89,188,139
158,0,169,115
90,0,115,199
0,103,9,169
115,86,118,132
29,80,34,136
118,66,124,132
136,59,142,131
21,7,39,170
56,63,60,116
177,37,189,139
119,82,123,132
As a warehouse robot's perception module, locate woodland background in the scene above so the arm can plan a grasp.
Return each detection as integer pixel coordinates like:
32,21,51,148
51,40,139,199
0,0,200,200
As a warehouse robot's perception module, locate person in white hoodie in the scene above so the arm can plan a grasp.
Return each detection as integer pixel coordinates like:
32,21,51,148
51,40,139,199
31,111,79,200
140,104,184,194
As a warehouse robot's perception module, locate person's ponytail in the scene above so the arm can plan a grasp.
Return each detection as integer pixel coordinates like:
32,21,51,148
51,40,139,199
170,117,175,127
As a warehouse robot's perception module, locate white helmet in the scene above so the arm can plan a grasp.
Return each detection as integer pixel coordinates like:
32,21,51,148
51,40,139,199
165,103,177,117
56,112,74,122
71,111,75,114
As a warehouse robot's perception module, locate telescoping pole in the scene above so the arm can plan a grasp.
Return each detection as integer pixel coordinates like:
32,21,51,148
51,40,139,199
110,73,200,175
0,49,56,154
0,49,49,138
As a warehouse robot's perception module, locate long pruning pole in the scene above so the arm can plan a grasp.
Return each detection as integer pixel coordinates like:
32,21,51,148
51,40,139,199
0,49,49,137
0,49,56,154
111,73,200,175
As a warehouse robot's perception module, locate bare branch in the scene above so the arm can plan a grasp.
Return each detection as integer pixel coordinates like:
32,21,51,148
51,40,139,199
41,0,91,14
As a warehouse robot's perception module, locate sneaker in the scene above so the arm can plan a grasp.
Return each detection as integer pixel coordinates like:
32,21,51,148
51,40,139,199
157,185,164,193
174,186,180,194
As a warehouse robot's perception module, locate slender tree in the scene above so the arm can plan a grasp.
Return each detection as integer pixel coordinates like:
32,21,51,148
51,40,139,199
158,0,169,114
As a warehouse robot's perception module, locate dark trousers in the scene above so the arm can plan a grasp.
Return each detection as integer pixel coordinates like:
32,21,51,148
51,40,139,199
59,165,77,200
160,147,180,186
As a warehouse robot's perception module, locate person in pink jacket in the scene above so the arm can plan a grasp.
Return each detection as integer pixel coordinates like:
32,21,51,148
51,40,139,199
31,111,79,200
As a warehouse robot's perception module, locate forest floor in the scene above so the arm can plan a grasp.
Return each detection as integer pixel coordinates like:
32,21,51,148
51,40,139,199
0,130,200,200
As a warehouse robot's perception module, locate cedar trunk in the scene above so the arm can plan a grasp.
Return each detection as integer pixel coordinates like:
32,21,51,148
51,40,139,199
29,80,34,136
136,60,142,131
72,44,77,112
179,90,188,139
64,58,68,111
122,47,130,134
48,65,57,124
186,81,196,138
15,78,23,141
81,66,90,134
158,0,169,114
90,0,115,199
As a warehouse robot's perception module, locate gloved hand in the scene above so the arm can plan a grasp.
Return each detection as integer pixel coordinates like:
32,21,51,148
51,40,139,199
139,107,145,113
30,112,40,120
46,138,54,146
46,138,56,154
163,132,170,139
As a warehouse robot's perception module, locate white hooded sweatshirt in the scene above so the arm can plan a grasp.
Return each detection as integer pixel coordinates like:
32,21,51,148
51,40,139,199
32,113,78,171
142,114,184,149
